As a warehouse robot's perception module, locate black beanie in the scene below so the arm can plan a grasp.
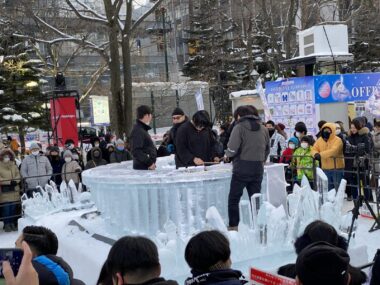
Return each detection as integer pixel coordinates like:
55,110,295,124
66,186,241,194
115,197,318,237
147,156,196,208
296,242,350,285
172,107,185,116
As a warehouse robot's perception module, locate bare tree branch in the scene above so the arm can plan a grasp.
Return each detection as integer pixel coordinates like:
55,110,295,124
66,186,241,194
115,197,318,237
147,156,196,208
80,62,109,102
65,0,108,25
130,0,165,34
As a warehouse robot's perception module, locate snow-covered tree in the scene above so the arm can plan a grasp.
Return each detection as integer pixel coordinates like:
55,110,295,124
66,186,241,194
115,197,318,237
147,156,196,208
0,26,47,152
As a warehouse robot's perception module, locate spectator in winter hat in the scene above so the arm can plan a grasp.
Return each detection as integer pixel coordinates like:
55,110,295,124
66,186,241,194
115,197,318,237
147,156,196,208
276,123,288,140
21,142,52,197
316,120,327,138
167,108,188,155
295,241,351,285
280,137,298,164
99,236,177,285
184,230,247,285
110,139,132,163
61,150,81,187
85,147,108,169
278,220,366,285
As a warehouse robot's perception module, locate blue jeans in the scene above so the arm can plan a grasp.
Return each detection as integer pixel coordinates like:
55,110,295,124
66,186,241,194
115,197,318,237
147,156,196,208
325,169,344,191
1,202,17,225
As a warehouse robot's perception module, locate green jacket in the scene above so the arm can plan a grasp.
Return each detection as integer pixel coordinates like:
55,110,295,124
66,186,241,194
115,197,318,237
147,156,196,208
291,147,318,180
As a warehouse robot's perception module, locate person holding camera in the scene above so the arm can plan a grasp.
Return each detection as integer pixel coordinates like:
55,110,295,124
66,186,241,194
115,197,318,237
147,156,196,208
345,118,372,200
0,149,21,232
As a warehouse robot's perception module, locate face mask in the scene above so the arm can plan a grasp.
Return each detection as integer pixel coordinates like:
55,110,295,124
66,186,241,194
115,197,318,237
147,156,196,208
301,142,309,149
117,146,124,151
268,129,275,136
68,144,74,150
94,143,100,147
65,157,72,163
335,129,341,135
289,143,295,150
32,151,39,156
3,156,10,162
295,132,302,138
322,131,331,140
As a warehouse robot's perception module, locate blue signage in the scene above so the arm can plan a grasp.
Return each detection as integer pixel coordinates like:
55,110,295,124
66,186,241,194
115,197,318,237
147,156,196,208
315,73,380,104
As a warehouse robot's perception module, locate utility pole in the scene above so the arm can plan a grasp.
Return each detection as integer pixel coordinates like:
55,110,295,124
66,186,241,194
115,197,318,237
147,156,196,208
161,7,170,82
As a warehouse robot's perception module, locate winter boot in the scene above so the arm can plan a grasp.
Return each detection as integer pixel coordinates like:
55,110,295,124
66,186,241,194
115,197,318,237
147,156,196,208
10,223,18,231
4,224,12,232
228,226,238,232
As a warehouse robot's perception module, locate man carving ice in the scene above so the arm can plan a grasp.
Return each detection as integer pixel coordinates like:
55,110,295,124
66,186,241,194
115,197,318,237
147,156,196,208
225,105,270,231
130,105,157,170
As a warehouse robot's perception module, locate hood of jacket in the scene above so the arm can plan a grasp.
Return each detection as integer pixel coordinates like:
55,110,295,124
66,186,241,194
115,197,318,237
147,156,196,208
91,147,103,160
348,127,370,137
0,149,15,161
321,122,338,142
238,115,261,132
131,277,178,285
185,269,247,285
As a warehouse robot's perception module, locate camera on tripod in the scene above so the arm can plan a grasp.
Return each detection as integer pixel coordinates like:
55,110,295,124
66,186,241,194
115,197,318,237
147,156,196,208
346,142,366,156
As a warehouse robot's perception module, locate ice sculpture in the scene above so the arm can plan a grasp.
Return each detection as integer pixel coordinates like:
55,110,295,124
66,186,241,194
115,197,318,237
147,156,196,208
82,156,288,237
21,180,95,220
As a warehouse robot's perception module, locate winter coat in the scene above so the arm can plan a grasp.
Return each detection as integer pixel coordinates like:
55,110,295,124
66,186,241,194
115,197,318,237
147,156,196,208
109,149,132,163
311,123,345,170
167,117,189,151
292,146,318,180
48,155,65,185
33,254,85,285
10,139,20,153
0,150,21,203
130,120,157,170
185,269,248,285
21,154,53,190
175,121,218,168
280,148,294,164
269,131,287,160
225,116,270,178
85,147,108,169
373,130,380,155
61,160,81,184
345,127,371,169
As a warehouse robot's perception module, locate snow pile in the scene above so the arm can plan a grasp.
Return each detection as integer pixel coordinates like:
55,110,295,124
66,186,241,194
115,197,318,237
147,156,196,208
3,114,28,122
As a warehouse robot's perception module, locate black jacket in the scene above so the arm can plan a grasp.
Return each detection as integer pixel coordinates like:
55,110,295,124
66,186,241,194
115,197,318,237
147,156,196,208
130,120,157,170
85,147,108,169
109,149,132,163
175,121,217,168
167,117,189,149
48,156,64,185
185,269,248,285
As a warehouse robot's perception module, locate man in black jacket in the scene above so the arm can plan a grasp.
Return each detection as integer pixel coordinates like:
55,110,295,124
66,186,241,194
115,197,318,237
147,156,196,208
167,107,188,155
175,110,218,168
225,106,270,231
130,105,157,170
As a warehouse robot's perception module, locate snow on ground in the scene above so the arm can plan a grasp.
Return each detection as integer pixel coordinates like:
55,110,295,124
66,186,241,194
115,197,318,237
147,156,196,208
0,201,378,285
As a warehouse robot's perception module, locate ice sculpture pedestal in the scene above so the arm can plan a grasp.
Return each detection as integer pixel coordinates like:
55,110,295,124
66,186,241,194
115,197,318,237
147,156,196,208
82,157,288,237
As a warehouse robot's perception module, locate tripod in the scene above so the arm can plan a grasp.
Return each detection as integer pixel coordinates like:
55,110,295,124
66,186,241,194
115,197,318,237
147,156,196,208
347,155,380,245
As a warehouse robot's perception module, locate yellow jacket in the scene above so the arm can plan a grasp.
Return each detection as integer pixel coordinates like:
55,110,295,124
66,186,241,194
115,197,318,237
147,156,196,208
311,123,345,170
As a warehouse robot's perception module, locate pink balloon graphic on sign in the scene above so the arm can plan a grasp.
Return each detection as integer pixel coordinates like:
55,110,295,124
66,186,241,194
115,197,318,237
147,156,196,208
318,81,331,99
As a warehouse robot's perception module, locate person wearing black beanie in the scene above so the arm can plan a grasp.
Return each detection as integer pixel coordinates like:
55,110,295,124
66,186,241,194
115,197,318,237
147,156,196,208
296,241,350,285
167,108,188,158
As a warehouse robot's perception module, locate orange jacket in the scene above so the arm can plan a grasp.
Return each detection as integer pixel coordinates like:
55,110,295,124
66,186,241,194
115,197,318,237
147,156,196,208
311,123,345,170
10,139,20,152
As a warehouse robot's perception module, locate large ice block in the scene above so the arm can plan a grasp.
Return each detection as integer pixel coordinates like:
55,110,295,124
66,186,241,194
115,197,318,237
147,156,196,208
82,156,288,237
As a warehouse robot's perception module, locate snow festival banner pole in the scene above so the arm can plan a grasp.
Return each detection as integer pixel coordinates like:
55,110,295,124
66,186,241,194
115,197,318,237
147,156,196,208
256,78,271,121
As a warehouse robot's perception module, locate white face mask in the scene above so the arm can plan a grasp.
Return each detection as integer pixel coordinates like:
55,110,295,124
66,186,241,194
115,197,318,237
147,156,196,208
65,157,72,163
32,151,39,156
301,142,309,149
295,132,302,138
289,143,296,150
3,156,10,162
335,129,341,135
94,143,100,147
